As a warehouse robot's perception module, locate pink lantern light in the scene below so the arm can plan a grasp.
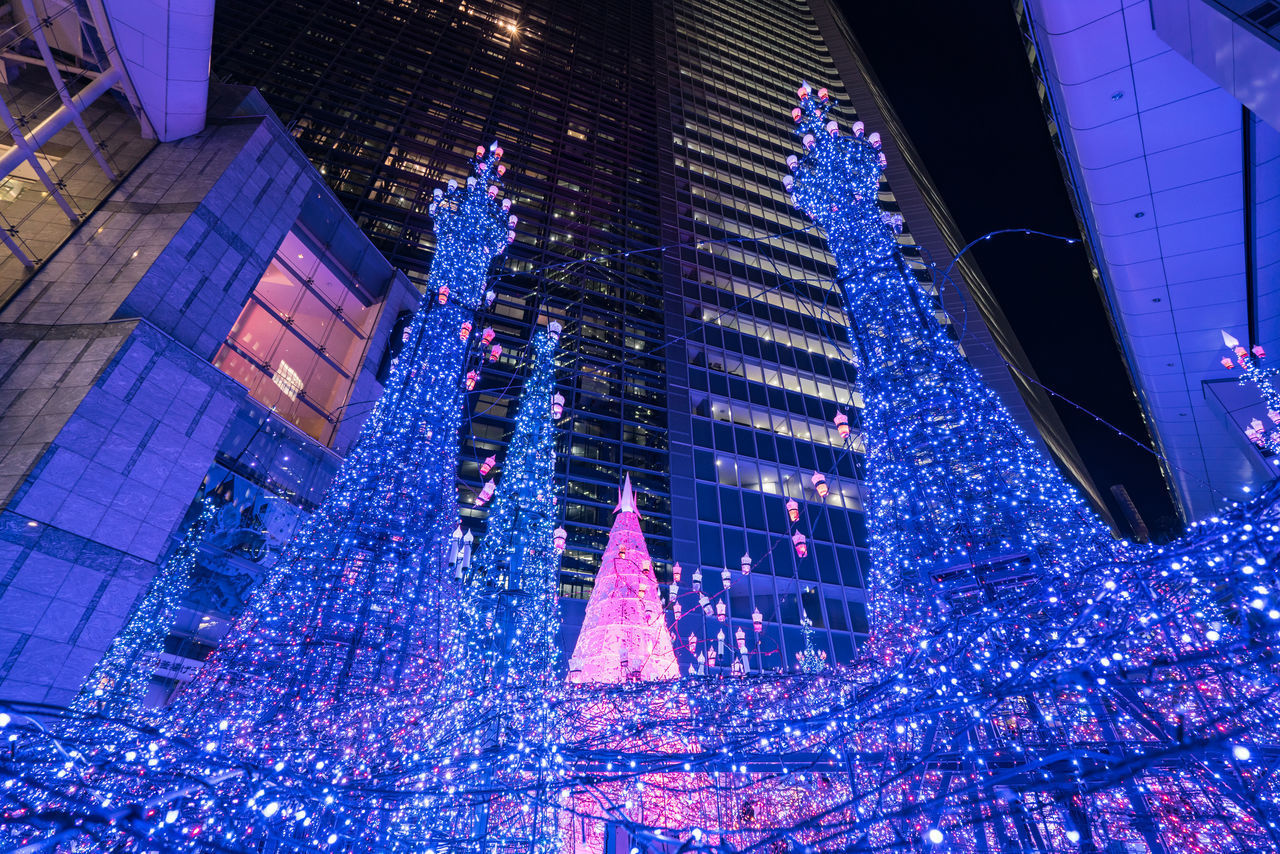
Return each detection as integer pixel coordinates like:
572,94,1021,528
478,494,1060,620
481,327,496,346
480,455,497,476
459,320,472,341
786,498,799,523
752,609,763,633
551,392,565,419
437,284,450,305
833,410,850,440
475,480,496,506
553,526,567,553
465,370,479,390
793,531,808,558
488,343,502,362
740,553,752,575
811,471,829,499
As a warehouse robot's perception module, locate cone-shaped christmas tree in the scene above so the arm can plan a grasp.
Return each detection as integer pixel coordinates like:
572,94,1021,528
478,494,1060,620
568,475,678,684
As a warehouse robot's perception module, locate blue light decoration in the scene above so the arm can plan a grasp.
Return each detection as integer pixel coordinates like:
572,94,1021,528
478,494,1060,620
783,82,1118,665
0,143,516,852
68,495,216,726
427,320,566,851
8,92,1280,854
1222,330,1280,455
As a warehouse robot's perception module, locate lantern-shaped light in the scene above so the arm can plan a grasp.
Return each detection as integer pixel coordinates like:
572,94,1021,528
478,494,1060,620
553,526,567,553
786,154,798,171
803,133,816,149
493,144,503,159
488,343,502,362
496,163,506,176
811,471,829,499
1270,410,1280,425
868,131,882,149
791,106,802,122
716,601,726,623
786,498,799,523
476,480,496,506
833,410,850,440
700,594,712,616
485,290,497,306
721,566,731,588
688,633,697,655
852,120,865,137
707,647,717,668
878,152,888,167
437,284,450,305
818,87,829,100
740,553,752,575
548,320,562,343
487,185,500,199
638,582,649,600
752,609,763,633
619,545,627,559
782,174,794,192
459,320,472,341
673,562,682,583
793,531,808,558
1221,357,1235,369
475,145,486,158
1255,344,1267,358
465,370,479,390
481,327,496,346
480,454,497,476
551,392,565,419
736,626,747,653
825,119,839,136
692,567,703,591
673,602,682,620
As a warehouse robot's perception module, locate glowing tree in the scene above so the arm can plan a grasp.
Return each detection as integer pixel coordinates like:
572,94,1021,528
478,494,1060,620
784,84,1116,664
70,495,216,723
424,320,568,852
568,474,678,684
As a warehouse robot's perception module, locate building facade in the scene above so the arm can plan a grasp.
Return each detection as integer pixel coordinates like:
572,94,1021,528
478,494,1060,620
0,69,419,703
209,0,1105,667
1018,0,1280,522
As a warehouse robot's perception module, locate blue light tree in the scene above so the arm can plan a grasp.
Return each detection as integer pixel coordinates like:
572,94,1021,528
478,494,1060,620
784,85,1117,666
425,320,567,851
68,495,216,725
0,144,519,854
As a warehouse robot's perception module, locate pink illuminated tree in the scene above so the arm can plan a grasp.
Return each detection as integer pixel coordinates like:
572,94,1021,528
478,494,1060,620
567,474,679,683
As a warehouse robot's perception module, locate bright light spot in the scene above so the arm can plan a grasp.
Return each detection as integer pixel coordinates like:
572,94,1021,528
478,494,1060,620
263,801,280,817
1066,830,1081,843
1234,745,1251,761
927,829,943,844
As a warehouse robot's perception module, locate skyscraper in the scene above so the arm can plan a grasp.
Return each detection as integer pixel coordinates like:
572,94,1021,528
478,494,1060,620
210,0,1104,665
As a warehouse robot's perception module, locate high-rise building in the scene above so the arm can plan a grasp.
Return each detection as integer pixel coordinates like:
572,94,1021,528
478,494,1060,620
210,0,1106,666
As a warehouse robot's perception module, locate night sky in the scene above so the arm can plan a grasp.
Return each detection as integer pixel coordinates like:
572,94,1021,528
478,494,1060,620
838,2,1181,539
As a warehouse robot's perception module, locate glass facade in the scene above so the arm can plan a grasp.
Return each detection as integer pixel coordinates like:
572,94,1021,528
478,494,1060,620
214,229,379,444
209,0,1033,666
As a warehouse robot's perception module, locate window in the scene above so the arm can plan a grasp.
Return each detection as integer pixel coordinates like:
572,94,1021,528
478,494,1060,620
214,230,377,444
